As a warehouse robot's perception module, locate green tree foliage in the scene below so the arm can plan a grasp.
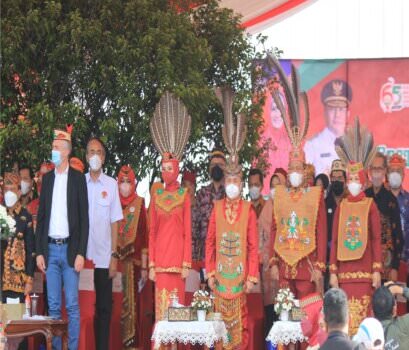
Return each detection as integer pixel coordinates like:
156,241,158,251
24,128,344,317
1,0,270,183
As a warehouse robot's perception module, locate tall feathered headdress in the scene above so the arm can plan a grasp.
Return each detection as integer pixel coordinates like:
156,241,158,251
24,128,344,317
215,86,247,176
150,91,192,161
266,54,310,163
335,116,377,174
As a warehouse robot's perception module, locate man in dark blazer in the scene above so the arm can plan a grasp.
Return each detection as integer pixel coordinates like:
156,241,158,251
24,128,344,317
36,128,89,350
321,288,365,350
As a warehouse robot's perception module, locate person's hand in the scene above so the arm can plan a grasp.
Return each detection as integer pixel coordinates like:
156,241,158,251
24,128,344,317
74,255,85,273
245,280,255,294
149,267,156,282
311,269,323,284
141,269,148,283
271,265,279,281
389,269,398,281
24,281,33,295
329,273,339,288
372,271,381,289
36,255,46,273
181,267,190,279
109,257,118,278
208,277,216,290
384,281,404,295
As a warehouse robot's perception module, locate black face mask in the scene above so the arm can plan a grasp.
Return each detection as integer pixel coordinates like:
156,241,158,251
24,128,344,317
210,165,224,182
332,181,344,196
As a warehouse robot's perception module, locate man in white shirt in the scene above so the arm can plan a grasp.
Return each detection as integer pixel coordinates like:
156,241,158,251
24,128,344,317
85,138,123,350
304,79,352,175
36,128,89,350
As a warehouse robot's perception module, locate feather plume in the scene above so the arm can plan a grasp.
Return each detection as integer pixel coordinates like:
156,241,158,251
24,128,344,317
216,86,247,169
266,53,310,149
334,116,376,166
150,91,191,160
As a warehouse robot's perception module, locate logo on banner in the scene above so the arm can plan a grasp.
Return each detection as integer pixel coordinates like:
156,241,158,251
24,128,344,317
378,145,409,168
380,77,409,113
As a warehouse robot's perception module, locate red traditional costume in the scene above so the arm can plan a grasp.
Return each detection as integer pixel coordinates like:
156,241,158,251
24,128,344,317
205,86,259,350
26,162,54,231
117,165,152,349
149,92,192,322
330,118,383,335
268,56,327,299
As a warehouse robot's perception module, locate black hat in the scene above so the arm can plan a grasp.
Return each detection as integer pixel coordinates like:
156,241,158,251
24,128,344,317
321,79,352,107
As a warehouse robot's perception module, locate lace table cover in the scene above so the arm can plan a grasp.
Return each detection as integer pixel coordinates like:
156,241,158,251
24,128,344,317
266,321,308,345
152,320,229,349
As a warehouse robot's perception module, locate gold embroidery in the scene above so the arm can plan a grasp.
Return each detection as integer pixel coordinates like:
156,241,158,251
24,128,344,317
122,260,136,347
273,185,321,267
300,294,323,308
215,295,244,350
155,288,170,321
372,262,382,270
314,262,326,270
338,272,372,280
155,188,186,213
348,295,371,335
182,262,192,269
155,267,183,273
225,199,240,225
329,264,338,272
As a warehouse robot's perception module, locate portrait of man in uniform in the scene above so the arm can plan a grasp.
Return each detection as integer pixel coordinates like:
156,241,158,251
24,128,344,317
304,79,353,175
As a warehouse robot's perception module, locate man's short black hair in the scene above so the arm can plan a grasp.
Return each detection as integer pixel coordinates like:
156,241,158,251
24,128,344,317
249,168,263,184
19,165,34,179
372,286,395,321
323,288,349,329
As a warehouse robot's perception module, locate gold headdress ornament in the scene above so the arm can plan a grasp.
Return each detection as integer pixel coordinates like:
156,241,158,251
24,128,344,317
215,86,247,176
150,91,192,161
334,116,377,174
266,54,310,163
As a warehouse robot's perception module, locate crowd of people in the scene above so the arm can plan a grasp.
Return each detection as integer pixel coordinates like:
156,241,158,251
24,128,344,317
1,79,409,350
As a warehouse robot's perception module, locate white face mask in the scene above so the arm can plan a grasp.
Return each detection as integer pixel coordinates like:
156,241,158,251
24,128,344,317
89,155,102,171
289,172,303,188
20,180,31,195
4,191,18,208
348,181,362,197
226,183,240,199
270,188,276,199
249,186,261,200
388,172,402,189
119,182,132,197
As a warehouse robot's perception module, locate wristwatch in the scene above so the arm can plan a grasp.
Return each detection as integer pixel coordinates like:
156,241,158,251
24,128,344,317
111,251,120,259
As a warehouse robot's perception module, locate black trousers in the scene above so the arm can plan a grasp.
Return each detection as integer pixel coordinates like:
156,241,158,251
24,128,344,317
264,304,278,337
94,268,113,350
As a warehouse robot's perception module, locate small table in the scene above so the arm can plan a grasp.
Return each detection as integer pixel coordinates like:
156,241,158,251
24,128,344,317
4,320,68,350
152,320,228,350
266,321,308,348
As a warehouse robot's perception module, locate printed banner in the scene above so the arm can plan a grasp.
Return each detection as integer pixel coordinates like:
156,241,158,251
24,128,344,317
256,58,409,191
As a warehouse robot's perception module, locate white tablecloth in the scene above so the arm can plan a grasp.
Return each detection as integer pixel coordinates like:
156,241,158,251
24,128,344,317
152,320,228,349
266,321,308,345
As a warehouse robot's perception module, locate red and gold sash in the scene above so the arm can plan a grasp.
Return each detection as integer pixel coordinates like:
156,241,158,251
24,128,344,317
273,185,321,267
118,196,143,259
337,197,372,261
215,200,250,299
154,187,186,213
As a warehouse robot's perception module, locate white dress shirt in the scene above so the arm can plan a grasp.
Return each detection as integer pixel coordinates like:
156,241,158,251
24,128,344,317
49,166,70,239
304,127,339,176
86,172,123,269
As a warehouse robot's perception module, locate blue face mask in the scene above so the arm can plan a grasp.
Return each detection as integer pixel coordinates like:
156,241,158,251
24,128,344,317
51,150,62,166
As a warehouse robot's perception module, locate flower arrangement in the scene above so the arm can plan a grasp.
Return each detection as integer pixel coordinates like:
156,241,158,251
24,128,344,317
274,288,296,314
191,290,212,311
0,205,16,240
